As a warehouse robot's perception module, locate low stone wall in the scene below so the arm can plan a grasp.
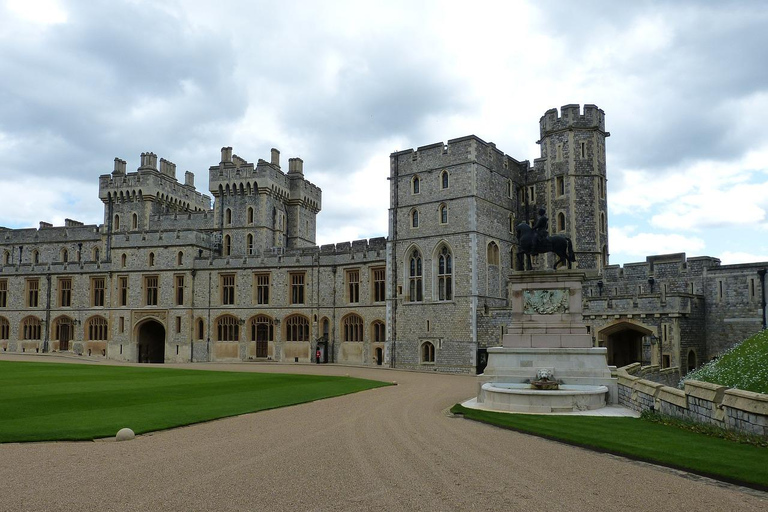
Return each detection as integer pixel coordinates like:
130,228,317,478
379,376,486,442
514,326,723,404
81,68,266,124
618,363,768,437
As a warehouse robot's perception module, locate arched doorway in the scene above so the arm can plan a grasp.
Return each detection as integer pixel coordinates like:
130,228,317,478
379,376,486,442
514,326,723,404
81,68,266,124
137,320,165,363
598,321,652,368
375,347,383,365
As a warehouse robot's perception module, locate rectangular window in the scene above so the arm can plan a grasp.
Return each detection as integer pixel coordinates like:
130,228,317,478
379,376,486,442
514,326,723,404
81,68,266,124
290,272,305,305
119,316,125,333
580,141,586,159
221,274,236,305
749,278,756,301
59,278,72,307
145,275,159,306
118,276,128,306
176,316,181,334
27,279,39,308
0,279,6,308
556,176,564,197
717,280,724,302
372,268,386,303
254,273,270,305
347,269,360,304
175,275,185,306
91,277,105,307
527,185,535,203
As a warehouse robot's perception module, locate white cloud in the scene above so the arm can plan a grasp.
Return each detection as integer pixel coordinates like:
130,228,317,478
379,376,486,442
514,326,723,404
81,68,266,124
5,0,67,25
608,225,705,263
718,251,768,265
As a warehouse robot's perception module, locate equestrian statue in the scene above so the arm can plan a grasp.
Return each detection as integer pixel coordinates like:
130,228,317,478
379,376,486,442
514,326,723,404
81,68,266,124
515,208,575,270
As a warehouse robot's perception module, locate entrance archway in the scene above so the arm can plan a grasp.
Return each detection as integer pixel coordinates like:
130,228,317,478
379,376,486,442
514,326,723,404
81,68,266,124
137,320,165,363
598,321,652,368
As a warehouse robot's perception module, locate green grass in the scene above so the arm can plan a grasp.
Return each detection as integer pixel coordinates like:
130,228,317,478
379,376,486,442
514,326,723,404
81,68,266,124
0,361,390,443
682,329,768,393
451,404,768,489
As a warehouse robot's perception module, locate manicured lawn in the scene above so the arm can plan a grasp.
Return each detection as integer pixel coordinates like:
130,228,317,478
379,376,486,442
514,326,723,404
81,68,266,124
451,404,768,489
0,361,390,443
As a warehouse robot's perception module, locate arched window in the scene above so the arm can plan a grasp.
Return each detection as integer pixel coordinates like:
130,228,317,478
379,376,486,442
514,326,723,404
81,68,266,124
412,175,420,194
216,315,239,342
131,213,138,230
247,234,254,255
121,253,127,268
224,234,232,256
22,317,41,340
322,317,330,339
225,208,232,225
61,248,68,263
86,316,108,341
557,212,566,232
247,207,254,224
285,314,309,342
600,212,606,234
0,317,9,340
411,209,419,228
687,349,697,373
32,250,39,265
439,204,448,224
177,251,184,265
437,246,453,301
409,249,423,302
250,315,274,342
441,170,449,189
342,314,364,342
487,242,499,265
52,316,72,341
421,341,435,363
3,251,10,265
148,252,155,266
371,320,385,342
507,179,512,198
196,318,205,340
114,214,120,230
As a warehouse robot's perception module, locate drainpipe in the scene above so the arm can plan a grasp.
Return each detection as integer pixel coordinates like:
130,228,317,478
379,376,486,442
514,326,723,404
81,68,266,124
44,274,52,353
758,269,767,330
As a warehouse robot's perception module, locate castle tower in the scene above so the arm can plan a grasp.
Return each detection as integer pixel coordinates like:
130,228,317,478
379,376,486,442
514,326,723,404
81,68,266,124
534,104,609,270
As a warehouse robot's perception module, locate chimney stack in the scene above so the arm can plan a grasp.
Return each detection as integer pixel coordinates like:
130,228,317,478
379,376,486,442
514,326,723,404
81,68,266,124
271,148,280,168
221,146,233,164
185,171,195,187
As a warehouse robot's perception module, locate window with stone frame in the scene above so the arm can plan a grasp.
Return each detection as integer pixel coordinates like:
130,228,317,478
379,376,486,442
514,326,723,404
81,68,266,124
177,251,184,265
557,212,566,232
250,315,274,342
342,314,364,342
91,277,105,307
408,249,423,302
144,275,159,306
421,341,435,363
26,279,39,308
412,175,420,194
87,316,108,341
346,269,360,304
247,234,254,255
0,316,8,339
440,170,449,189
527,185,536,204
131,213,138,230
216,315,239,342
254,273,270,304
411,209,419,228
439,203,448,224
2,251,10,265
175,275,185,306
22,316,41,340
285,314,309,342
247,207,254,224
290,272,305,305
437,246,453,301
224,234,232,256
118,276,128,306
371,320,385,342
61,248,68,263
556,176,565,197
225,208,232,225
148,252,155,267
58,278,72,307
221,274,236,305
487,242,499,265
32,250,39,265
371,267,385,303
121,253,127,267
196,318,205,340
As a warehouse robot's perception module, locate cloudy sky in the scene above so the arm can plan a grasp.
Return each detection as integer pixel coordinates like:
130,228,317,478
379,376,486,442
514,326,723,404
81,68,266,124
2,0,767,266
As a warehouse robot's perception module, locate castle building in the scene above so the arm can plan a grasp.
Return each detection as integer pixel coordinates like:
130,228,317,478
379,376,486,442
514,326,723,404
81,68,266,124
1,105,765,373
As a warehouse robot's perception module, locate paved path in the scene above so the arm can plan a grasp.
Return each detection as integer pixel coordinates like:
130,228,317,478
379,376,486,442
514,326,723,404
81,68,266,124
1,357,765,511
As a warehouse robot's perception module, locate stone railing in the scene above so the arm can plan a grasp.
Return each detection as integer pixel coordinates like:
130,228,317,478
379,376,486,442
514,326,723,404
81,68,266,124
617,364,768,437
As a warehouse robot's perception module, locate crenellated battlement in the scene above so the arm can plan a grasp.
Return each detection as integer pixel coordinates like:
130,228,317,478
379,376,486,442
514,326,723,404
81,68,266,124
539,104,606,137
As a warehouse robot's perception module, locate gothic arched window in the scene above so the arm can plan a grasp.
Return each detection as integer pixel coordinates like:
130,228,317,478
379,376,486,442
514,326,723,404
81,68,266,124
409,249,423,302
437,246,453,301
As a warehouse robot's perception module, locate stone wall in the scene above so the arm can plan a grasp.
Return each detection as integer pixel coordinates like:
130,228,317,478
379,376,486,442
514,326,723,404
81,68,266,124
617,364,768,437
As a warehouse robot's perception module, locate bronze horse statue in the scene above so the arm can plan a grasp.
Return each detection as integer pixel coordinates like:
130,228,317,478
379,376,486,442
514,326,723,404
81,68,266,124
515,222,575,270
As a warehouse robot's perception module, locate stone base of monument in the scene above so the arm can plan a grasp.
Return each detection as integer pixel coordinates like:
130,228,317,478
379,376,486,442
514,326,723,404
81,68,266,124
476,271,618,413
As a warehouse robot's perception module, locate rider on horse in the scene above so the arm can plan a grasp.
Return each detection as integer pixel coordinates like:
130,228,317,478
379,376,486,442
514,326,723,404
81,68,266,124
531,208,548,254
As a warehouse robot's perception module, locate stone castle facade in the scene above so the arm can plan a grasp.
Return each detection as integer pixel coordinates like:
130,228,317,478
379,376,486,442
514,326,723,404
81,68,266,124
1,105,765,373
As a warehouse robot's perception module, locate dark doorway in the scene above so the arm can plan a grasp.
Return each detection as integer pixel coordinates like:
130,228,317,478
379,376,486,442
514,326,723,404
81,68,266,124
255,324,269,358
316,340,328,363
60,323,71,351
476,348,488,375
606,329,643,368
375,347,383,365
138,320,165,363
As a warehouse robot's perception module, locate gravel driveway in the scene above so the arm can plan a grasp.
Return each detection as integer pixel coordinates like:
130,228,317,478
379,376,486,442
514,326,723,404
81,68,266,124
1,357,765,511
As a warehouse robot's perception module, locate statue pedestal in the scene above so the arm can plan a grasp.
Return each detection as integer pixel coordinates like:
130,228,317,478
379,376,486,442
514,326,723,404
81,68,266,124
477,271,617,413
